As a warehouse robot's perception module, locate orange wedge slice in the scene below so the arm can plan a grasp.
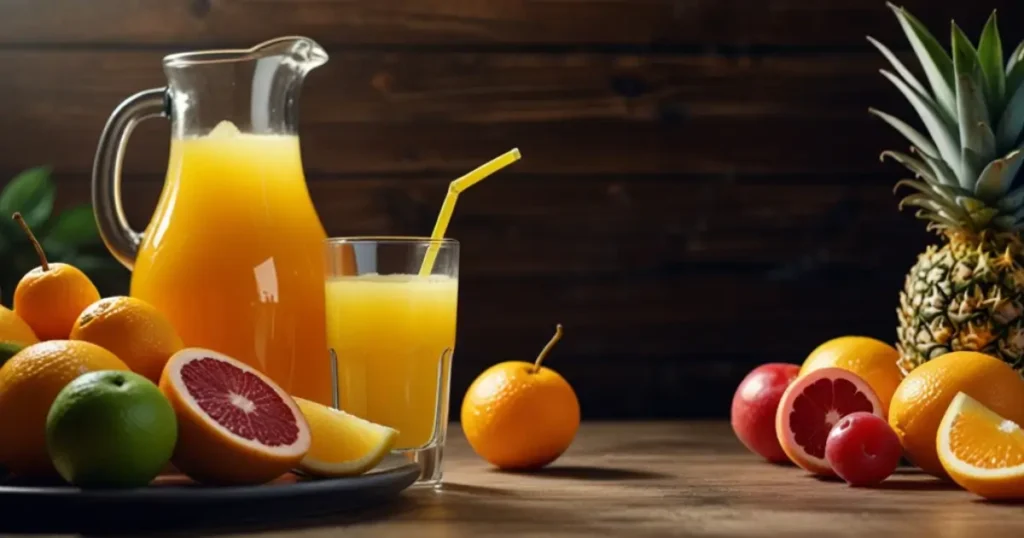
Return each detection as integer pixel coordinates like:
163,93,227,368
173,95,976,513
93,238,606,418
937,392,1024,500
293,398,399,477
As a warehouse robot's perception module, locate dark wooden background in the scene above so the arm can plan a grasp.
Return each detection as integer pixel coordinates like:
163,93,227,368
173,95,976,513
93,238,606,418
2,1,1023,419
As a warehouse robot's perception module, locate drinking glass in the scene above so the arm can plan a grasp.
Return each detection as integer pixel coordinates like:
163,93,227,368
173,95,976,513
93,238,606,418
324,237,459,487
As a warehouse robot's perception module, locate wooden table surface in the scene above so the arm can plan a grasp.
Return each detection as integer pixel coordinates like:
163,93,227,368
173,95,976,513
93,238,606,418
45,422,1024,537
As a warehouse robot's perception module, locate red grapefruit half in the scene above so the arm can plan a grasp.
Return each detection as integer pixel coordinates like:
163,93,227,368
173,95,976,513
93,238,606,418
774,367,883,476
159,348,311,485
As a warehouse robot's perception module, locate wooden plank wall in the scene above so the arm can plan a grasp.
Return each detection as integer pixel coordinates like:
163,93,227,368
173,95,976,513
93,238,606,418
2,1,1023,418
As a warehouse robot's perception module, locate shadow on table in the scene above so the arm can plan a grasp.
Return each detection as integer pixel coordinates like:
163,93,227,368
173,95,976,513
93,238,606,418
439,482,524,497
974,497,1024,506
493,465,671,481
891,467,927,476
874,479,960,492
808,465,958,491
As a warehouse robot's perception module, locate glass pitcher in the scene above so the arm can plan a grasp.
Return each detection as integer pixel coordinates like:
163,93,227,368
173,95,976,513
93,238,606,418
92,37,333,405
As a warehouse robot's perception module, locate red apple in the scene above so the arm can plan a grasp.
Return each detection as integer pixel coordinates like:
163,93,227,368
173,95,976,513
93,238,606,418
731,363,801,463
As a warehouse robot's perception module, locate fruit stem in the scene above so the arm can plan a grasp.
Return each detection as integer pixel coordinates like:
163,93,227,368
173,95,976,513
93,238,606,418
12,212,48,271
532,324,564,374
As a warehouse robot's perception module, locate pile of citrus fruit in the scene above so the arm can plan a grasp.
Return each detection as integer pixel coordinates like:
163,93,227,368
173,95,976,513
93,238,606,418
732,334,1024,501
0,213,399,489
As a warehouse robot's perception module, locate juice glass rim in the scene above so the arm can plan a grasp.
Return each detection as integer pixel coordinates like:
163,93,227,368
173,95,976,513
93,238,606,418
325,236,459,246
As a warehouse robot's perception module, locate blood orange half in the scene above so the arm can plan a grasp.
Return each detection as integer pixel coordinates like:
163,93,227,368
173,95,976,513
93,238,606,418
774,367,883,476
159,348,311,485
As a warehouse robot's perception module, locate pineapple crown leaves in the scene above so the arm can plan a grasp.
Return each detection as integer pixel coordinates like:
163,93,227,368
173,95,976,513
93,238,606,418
872,3,1024,233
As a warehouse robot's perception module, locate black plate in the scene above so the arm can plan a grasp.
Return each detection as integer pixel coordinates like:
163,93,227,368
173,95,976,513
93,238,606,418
0,457,421,534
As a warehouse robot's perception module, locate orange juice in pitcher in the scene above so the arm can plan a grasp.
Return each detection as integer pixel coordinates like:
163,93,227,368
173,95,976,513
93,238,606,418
91,38,333,404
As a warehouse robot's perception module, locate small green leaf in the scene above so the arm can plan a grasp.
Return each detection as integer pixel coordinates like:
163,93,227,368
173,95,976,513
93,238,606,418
974,150,1023,202
1007,40,1024,74
916,149,961,188
888,3,957,122
970,207,1001,227
953,24,995,183
868,36,931,100
962,147,986,187
41,205,98,249
967,120,997,164
868,36,954,126
953,24,990,123
1009,50,1024,105
913,209,961,230
895,178,937,196
0,166,54,230
997,82,1024,152
894,179,963,215
880,70,962,183
882,150,952,186
1006,41,1024,145
869,108,940,158
900,193,962,216
977,11,1005,115
951,22,983,88
956,195,986,212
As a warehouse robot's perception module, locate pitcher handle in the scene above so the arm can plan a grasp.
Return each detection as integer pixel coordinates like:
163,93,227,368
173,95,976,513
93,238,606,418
91,87,170,270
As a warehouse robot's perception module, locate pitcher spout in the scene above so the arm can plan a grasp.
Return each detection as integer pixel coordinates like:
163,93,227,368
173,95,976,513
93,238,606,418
160,36,329,137
249,36,329,73
164,35,328,72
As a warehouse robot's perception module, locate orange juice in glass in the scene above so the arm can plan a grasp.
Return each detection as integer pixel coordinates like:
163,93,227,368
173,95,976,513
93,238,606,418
324,237,459,487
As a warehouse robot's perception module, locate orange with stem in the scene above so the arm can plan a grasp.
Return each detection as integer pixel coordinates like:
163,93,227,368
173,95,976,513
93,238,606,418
11,213,101,341
461,324,580,470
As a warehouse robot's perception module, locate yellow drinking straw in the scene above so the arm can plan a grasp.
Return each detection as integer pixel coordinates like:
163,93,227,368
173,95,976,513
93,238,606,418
419,148,522,276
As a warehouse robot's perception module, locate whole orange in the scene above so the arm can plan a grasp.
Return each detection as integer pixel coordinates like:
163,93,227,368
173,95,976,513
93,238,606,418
0,305,38,346
14,263,100,341
0,340,129,477
888,351,1024,478
70,296,184,383
11,212,101,341
461,325,580,470
799,336,903,416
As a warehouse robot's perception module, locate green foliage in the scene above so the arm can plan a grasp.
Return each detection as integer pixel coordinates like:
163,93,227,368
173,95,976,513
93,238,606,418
0,167,128,306
872,4,1024,232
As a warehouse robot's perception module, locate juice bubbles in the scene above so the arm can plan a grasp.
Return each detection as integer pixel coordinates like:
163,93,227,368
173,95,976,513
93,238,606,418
131,121,332,405
325,274,458,450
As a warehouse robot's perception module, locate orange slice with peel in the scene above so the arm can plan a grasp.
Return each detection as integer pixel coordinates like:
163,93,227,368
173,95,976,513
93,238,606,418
294,398,399,477
937,392,1024,500
159,348,311,485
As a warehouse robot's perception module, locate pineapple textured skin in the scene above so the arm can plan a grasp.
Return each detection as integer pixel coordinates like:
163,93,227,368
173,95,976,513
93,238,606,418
897,233,1024,374
872,4,1024,374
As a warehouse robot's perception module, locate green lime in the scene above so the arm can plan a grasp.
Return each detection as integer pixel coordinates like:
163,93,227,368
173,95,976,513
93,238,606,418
46,370,177,488
0,341,25,368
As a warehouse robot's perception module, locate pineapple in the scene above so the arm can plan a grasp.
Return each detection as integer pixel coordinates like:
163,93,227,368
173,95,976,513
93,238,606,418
872,4,1024,373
